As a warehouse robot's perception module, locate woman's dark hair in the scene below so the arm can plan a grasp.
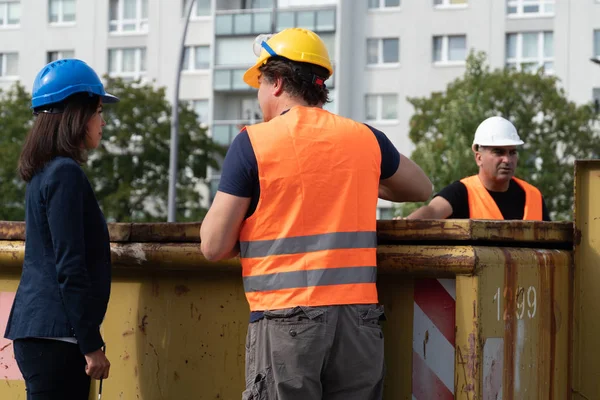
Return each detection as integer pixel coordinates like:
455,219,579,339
18,93,100,182
259,57,330,106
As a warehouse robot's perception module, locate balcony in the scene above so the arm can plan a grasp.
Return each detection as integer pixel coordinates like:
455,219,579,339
215,10,273,36
275,7,336,33
215,6,336,36
216,0,274,12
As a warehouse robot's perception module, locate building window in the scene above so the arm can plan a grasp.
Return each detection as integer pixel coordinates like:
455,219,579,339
214,68,250,91
365,94,398,121
433,35,467,64
183,45,210,71
0,1,20,27
594,30,600,60
434,0,467,7
0,52,18,78
49,0,75,24
367,38,399,65
368,0,400,9
506,0,554,17
109,0,148,33
276,8,335,32
506,32,553,73
377,207,395,220
191,99,209,124
211,125,237,146
47,50,75,63
108,47,147,81
593,88,600,114
182,0,210,18
249,0,273,8
215,38,258,66
216,11,272,36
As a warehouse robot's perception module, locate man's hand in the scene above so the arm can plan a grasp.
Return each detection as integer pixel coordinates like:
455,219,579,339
85,348,110,380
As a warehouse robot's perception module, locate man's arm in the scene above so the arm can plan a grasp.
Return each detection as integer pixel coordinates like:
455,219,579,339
200,131,256,261
366,125,432,203
406,196,454,219
542,197,552,221
379,154,433,202
200,192,251,261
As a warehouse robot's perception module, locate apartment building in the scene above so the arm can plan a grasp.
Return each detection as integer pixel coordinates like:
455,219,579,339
1,0,599,218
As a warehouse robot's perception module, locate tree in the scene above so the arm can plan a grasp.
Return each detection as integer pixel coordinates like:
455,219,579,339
0,78,225,222
400,51,600,220
86,77,226,222
0,83,31,221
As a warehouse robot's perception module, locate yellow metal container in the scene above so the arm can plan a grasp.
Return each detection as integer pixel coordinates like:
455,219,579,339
572,160,600,400
0,219,573,399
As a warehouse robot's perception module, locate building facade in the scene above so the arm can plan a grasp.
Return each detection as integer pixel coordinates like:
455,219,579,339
1,0,599,217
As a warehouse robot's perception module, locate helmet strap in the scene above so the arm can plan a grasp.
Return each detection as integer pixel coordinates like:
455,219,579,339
264,56,328,88
33,105,65,116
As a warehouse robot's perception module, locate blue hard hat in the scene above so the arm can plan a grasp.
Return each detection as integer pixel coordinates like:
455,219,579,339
31,59,119,109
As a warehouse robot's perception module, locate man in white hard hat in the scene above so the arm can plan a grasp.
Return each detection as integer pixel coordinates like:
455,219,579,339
406,116,551,221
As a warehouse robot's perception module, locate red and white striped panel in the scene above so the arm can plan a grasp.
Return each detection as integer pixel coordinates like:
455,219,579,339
412,278,456,400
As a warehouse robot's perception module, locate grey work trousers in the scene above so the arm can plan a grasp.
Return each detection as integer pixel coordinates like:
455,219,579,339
242,304,386,400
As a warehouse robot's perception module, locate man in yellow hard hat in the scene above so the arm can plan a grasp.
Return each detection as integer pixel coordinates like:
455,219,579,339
406,116,551,221
200,28,433,399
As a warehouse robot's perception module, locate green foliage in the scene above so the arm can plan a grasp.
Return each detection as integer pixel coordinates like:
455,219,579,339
0,78,225,222
85,77,225,222
400,51,599,220
0,83,31,221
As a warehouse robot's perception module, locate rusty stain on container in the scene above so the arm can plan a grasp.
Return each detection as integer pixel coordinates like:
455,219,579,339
376,219,572,245
0,222,25,241
573,228,582,246
536,250,557,400
456,274,480,400
567,250,574,400
467,323,478,391
502,249,517,400
139,315,148,334
175,285,190,296
0,219,573,244
151,278,159,297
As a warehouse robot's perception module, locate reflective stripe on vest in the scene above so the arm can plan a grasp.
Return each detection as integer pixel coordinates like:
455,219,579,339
240,231,377,258
460,175,543,220
243,266,377,293
240,106,381,311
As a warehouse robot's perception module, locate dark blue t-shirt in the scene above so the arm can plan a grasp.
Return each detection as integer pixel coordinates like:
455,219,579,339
217,119,401,322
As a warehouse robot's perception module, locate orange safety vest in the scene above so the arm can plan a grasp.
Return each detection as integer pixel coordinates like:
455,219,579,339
239,106,381,311
460,175,543,220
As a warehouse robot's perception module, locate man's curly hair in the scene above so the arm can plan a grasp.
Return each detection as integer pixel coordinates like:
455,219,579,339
258,57,331,106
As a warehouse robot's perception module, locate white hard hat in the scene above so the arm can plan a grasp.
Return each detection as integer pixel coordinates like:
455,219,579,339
472,116,524,147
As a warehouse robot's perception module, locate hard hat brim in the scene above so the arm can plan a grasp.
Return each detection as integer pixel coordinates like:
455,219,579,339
473,139,525,148
101,93,120,104
243,61,262,89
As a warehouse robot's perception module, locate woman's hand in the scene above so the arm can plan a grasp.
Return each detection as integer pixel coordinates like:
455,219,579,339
85,348,110,380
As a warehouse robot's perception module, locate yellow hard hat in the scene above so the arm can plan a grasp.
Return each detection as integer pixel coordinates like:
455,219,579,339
243,28,334,89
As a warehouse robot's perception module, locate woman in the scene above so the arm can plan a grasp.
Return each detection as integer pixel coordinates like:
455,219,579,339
4,59,119,399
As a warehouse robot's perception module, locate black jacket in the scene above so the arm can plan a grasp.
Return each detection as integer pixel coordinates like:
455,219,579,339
4,157,111,355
